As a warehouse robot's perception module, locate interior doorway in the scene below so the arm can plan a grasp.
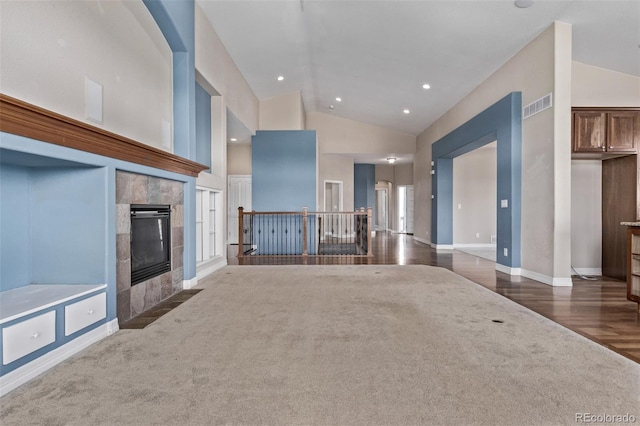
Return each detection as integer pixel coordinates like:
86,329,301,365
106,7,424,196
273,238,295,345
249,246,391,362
324,181,343,213
397,185,414,234
227,175,251,244
375,188,388,231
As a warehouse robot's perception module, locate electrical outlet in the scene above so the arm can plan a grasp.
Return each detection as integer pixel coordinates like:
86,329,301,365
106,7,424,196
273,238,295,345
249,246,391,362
458,204,462,210
501,199,508,208
503,248,508,257
476,233,480,238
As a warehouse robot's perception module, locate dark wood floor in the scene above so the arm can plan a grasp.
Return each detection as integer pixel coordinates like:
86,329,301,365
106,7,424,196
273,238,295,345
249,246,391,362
228,232,640,364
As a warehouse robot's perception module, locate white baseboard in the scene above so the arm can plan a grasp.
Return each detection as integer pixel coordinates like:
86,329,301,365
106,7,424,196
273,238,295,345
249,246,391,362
454,243,496,249
412,236,431,246
431,244,454,250
521,269,573,287
572,268,601,276
182,277,199,290
0,319,116,397
495,264,522,276
196,257,228,281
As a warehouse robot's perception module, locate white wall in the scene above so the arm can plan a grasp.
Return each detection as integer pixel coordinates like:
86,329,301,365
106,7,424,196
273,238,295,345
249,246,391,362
259,91,305,130
415,22,573,285
453,147,497,245
570,160,602,274
0,0,172,150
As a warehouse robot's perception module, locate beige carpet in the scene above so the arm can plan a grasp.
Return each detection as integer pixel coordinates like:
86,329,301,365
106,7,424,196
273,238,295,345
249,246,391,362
1,265,638,425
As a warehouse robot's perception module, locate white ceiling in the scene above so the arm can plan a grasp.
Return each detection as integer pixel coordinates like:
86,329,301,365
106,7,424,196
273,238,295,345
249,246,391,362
203,0,640,139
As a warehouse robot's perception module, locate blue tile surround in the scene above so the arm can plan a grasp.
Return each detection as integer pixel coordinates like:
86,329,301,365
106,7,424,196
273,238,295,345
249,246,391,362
431,92,522,269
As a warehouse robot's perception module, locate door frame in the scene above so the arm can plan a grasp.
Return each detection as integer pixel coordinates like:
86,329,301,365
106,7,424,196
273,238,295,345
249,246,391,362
323,180,343,212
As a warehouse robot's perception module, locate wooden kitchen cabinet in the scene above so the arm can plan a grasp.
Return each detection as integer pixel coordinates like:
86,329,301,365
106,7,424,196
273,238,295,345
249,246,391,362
573,108,640,154
608,112,639,153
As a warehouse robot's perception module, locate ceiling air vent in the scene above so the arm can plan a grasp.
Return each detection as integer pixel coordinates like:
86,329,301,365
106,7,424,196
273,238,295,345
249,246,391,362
523,93,552,120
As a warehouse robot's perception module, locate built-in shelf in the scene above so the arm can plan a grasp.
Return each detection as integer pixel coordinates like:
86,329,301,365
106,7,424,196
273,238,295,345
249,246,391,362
0,284,106,325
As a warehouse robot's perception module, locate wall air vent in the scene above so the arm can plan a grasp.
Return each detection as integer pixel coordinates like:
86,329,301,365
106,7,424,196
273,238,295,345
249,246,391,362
523,93,552,120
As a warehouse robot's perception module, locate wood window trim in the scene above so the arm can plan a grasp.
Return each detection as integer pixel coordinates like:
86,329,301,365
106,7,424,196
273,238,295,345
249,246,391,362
0,93,208,177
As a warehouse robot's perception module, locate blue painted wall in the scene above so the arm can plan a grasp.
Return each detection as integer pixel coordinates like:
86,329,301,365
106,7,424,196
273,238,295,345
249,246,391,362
252,130,317,211
0,165,31,290
354,164,375,223
30,167,106,285
431,92,522,268
195,82,212,172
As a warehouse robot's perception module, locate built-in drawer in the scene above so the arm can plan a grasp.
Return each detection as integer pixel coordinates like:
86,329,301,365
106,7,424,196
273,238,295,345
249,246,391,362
2,311,56,365
64,293,106,336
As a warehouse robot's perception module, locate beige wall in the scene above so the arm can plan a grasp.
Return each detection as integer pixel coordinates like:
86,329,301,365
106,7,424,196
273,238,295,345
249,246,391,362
259,91,305,130
395,164,414,186
307,111,416,212
570,160,602,273
415,22,573,284
227,144,252,176
307,112,416,155
0,0,172,150
572,62,640,107
195,4,259,135
453,147,497,245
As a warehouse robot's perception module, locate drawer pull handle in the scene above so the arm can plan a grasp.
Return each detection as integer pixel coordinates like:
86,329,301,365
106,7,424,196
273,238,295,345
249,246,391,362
87,310,94,315
31,332,40,339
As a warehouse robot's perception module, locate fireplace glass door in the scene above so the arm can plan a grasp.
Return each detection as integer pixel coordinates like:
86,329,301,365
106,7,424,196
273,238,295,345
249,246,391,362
130,205,171,285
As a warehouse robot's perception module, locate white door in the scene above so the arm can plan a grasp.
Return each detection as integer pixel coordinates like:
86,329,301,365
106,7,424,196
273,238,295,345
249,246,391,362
228,175,252,244
405,185,415,234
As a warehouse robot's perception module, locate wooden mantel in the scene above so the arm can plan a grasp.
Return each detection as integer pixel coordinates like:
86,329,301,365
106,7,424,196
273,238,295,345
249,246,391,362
0,94,208,177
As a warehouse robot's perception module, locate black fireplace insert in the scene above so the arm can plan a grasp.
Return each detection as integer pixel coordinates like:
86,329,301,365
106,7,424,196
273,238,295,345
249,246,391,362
130,204,171,285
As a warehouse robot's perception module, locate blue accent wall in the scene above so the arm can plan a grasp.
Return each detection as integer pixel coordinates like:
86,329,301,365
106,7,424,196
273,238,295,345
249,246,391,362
431,92,522,268
354,164,375,222
30,167,106,285
252,130,317,211
0,165,31,290
195,82,212,172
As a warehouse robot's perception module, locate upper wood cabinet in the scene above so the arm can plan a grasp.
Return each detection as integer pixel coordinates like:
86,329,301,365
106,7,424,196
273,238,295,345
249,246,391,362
572,108,640,154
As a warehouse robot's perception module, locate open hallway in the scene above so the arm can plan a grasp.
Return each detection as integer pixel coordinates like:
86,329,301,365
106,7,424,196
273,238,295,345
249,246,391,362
229,232,640,365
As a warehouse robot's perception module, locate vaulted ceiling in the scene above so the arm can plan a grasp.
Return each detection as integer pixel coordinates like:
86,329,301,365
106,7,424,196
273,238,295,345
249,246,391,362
199,0,640,136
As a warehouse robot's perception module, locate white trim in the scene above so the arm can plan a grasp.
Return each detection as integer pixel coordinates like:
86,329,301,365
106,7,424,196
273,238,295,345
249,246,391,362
572,268,602,276
453,243,496,249
431,244,454,250
495,264,522,276
412,236,431,246
182,277,199,290
521,269,573,287
106,318,119,335
0,320,114,397
196,257,227,280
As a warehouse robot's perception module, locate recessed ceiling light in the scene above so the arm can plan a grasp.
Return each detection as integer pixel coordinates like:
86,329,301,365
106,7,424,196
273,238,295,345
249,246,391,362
277,76,284,81
403,109,410,114
422,84,431,90
514,0,533,8
336,97,342,102
230,138,237,142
